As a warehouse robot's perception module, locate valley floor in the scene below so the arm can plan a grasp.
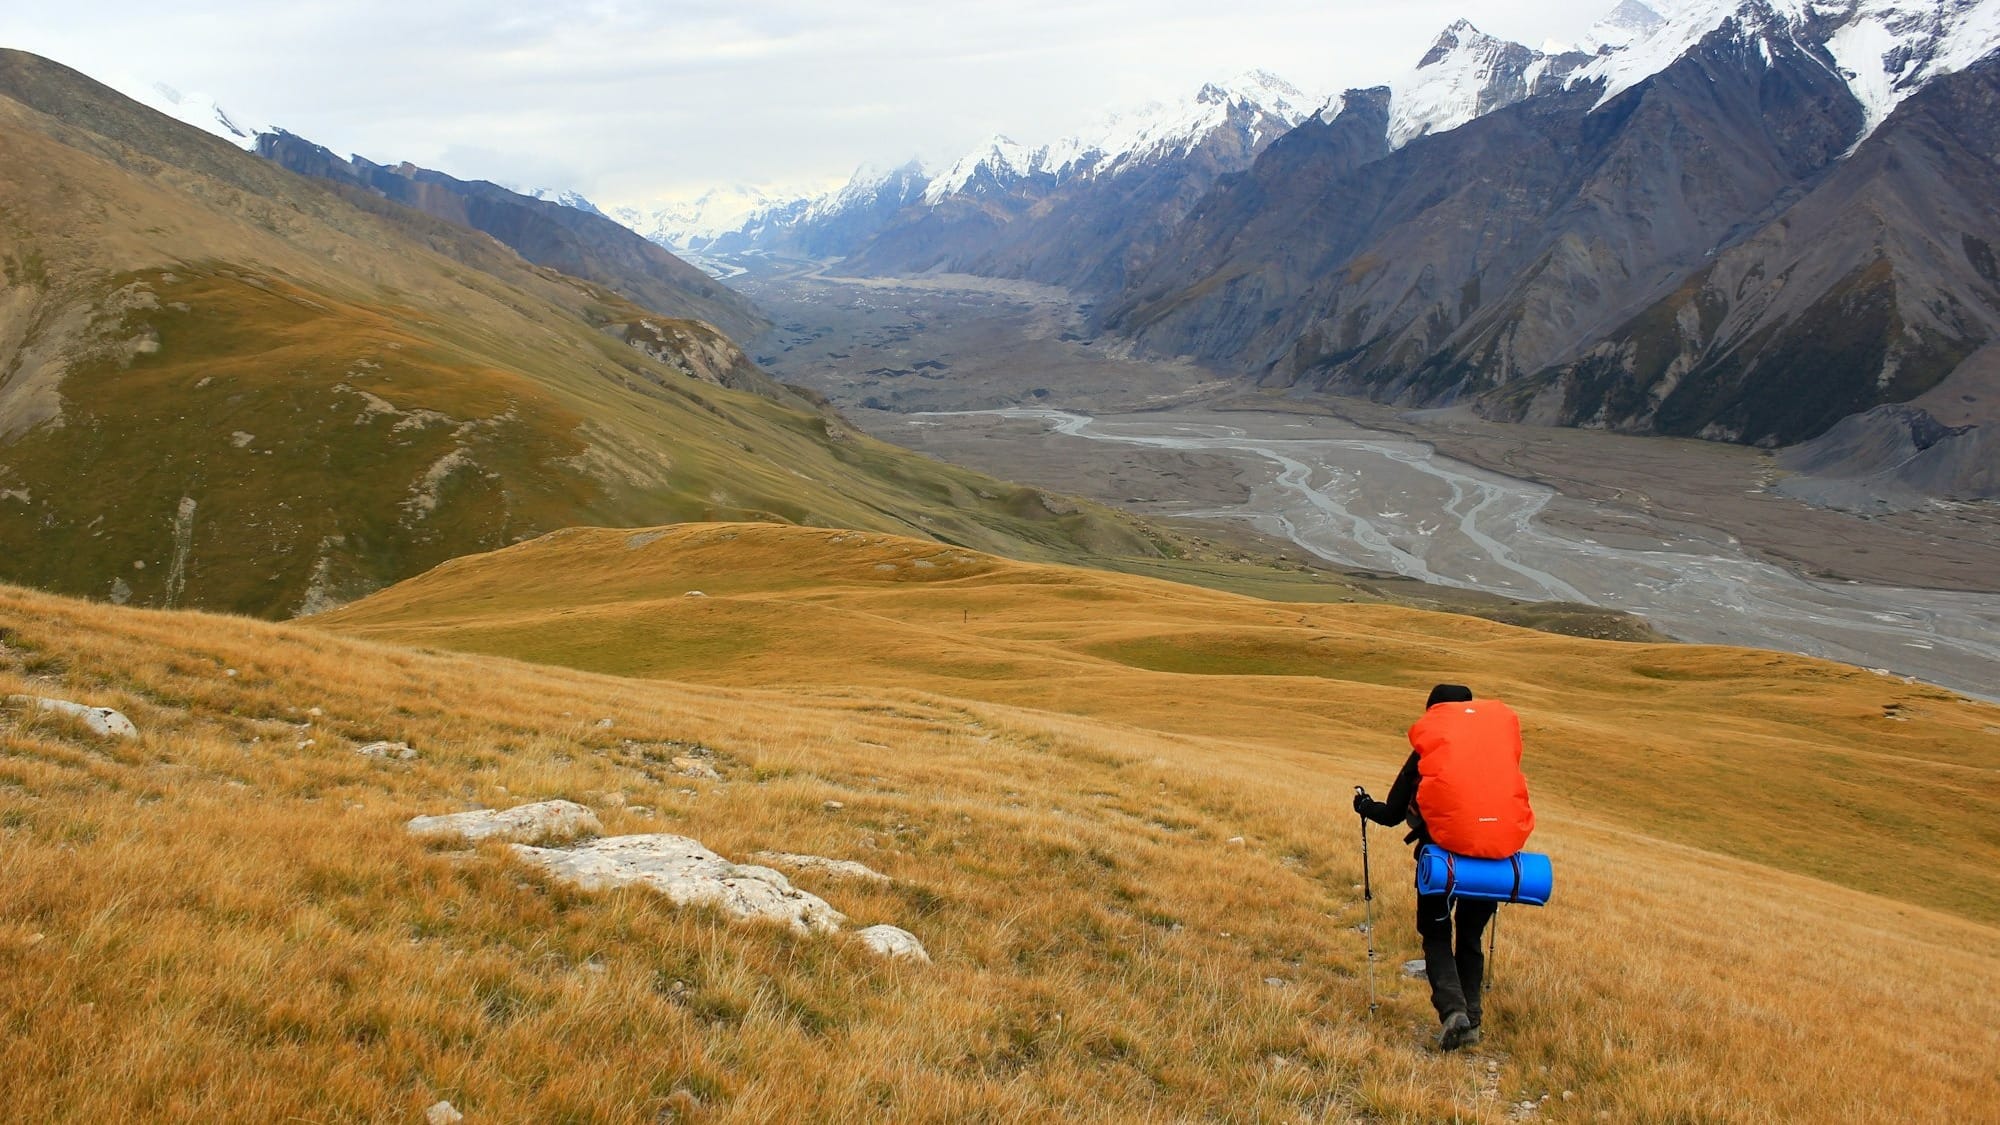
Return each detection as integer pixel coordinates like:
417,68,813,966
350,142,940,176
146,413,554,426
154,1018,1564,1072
732,258,2000,699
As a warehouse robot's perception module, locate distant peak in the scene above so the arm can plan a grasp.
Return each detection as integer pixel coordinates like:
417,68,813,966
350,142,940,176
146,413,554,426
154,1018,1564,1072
1420,19,1498,68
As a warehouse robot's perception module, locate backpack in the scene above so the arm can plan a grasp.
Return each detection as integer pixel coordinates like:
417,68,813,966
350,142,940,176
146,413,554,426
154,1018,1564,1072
1407,699,1534,859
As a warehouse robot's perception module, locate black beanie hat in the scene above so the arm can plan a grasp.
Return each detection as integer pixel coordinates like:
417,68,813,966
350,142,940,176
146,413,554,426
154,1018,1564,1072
1426,683,1474,708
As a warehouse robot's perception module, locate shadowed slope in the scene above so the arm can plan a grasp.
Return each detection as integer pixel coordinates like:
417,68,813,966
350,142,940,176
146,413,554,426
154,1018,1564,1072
317,523,2000,927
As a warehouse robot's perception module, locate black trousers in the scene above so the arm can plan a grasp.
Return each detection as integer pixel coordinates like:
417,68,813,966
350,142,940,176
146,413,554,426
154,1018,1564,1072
1417,893,1497,1022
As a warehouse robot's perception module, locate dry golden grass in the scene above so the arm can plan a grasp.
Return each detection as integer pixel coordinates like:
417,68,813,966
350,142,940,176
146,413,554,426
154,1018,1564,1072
321,523,2000,928
4,557,1998,1122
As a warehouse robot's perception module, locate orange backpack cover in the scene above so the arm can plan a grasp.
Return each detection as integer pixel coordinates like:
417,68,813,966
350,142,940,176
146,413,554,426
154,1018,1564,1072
1408,699,1534,859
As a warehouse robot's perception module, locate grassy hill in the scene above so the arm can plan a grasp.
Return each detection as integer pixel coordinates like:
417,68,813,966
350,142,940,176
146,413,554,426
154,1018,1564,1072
0,50,1173,618
2,560,1996,1121
319,522,2000,929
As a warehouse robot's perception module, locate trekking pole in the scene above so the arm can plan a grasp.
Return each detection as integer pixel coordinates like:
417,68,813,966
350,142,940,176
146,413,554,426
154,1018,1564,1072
1355,786,1377,1015
1487,907,1499,993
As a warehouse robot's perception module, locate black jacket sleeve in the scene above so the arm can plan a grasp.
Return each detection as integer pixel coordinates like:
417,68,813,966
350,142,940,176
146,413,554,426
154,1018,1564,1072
1359,753,1420,827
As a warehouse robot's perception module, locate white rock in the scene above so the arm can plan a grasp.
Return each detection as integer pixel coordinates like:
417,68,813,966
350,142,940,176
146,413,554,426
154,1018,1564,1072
424,1101,463,1125
855,924,929,962
8,696,139,739
822,800,845,811
407,800,602,846
672,755,720,780
750,851,890,884
511,834,845,934
1403,959,1427,978
355,741,412,758
684,590,707,598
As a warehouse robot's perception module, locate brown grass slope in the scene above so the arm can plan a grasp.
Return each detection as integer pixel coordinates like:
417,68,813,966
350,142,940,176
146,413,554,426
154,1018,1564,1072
0,49,1165,618
320,522,2000,930
3,575,1998,1122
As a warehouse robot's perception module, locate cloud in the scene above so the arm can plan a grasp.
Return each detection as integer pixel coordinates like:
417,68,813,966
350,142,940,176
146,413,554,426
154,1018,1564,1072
11,1,1617,207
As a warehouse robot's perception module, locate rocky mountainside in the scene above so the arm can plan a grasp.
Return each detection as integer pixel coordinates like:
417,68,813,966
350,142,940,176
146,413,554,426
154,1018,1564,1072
1100,0,2000,490
257,132,767,343
651,1,1998,495
0,49,1168,617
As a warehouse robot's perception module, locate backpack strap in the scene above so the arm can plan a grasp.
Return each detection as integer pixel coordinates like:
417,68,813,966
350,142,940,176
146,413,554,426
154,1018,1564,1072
1508,853,1523,904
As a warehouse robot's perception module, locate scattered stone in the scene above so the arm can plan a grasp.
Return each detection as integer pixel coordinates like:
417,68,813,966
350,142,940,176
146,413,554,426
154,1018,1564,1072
1263,976,1288,988
1403,959,1427,978
511,834,845,934
684,590,707,598
355,741,413,758
1226,836,1246,846
224,668,239,678
595,718,615,729
855,924,929,961
628,806,653,816
425,1100,464,1125
672,756,720,780
306,707,324,719
823,800,845,811
750,851,890,884
407,800,603,846
6,696,139,739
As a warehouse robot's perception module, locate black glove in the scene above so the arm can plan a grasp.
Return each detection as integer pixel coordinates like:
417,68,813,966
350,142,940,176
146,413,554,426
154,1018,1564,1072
1352,789,1373,815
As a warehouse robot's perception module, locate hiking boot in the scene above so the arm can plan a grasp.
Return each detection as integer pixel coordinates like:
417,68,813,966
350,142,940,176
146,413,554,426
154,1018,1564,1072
1438,1010,1475,1052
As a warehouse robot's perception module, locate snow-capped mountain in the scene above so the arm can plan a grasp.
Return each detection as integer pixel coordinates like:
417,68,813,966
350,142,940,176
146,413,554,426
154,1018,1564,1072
1568,0,2000,138
519,188,608,219
1387,2,2000,152
1387,20,1587,149
126,81,268,149
922,70,1319,204
617,184,816,254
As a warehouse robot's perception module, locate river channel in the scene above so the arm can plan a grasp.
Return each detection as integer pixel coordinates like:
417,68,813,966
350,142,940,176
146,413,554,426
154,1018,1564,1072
910,407,2000,701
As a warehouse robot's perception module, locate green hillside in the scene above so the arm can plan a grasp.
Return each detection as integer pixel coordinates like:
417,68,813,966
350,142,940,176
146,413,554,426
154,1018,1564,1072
0,49,1166,617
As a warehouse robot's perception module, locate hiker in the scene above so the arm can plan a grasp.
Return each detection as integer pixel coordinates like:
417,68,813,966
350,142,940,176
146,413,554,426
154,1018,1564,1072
1353,683,1534,1051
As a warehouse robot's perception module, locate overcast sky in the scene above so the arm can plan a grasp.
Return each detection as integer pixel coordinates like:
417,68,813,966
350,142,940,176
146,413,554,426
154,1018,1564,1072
14,2,1614,210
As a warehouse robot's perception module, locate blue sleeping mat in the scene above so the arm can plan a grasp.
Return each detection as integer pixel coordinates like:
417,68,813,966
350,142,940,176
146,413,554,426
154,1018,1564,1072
1416,845,1553,906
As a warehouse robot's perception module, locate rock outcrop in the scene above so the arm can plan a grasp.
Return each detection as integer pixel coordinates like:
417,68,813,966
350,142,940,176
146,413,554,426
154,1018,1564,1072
511,834,846,934
7,694,138,739
749,851,891,884
855,924,930,962
406,799,603,846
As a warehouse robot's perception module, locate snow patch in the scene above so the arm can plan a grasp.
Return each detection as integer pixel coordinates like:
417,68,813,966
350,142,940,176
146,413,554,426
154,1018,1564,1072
124,81,270,149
